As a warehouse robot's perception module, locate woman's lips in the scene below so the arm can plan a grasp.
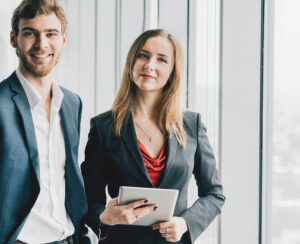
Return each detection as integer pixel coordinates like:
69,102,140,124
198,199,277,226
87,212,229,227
141,74,155,79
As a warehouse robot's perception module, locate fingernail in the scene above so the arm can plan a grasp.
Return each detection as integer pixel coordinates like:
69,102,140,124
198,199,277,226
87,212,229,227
144,200,148,203
153,206,158,211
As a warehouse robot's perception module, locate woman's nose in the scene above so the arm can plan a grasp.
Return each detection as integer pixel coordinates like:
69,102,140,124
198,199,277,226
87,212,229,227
143,59,156,71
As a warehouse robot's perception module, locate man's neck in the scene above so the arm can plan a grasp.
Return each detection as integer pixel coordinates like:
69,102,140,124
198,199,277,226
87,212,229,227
19,66,53,102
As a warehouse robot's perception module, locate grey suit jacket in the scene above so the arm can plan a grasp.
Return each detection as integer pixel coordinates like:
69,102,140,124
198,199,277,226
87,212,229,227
0,72,90,244
81,110,225,244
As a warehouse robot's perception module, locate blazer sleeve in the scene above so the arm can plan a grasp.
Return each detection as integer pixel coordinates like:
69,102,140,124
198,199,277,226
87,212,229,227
81,118,108,236
179,113,225,243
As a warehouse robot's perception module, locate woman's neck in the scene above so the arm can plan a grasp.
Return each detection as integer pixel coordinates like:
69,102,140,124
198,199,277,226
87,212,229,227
131,90,162,121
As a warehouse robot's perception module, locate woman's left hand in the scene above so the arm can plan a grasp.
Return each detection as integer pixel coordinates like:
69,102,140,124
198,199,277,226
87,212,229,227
152,216,188,242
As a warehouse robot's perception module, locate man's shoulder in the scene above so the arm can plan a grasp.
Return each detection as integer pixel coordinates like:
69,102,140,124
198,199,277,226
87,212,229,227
60,86,81,105
0,77,10,91
0,73,16,100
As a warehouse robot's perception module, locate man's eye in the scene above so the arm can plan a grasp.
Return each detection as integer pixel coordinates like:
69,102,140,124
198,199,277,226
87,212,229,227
24,32,35,37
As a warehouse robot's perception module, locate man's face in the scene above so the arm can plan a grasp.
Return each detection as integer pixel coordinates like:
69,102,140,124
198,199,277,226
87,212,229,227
10,13,67,78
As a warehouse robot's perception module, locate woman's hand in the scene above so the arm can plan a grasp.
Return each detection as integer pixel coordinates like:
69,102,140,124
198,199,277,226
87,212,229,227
152,217,188,242
100,197,157,226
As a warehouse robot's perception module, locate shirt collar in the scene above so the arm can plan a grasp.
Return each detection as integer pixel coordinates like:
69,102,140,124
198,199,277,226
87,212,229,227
16,69,42,109
16,69,64,111
51,80,64,111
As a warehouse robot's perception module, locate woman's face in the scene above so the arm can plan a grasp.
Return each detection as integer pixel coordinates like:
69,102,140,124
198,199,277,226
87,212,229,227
132,36,175,93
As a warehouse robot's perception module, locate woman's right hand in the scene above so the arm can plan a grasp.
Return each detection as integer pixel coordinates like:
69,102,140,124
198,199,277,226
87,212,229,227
99,197,157,226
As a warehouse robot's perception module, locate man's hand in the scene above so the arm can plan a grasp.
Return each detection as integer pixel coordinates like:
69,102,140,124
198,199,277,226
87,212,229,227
100,197,157,226
152,217,188,242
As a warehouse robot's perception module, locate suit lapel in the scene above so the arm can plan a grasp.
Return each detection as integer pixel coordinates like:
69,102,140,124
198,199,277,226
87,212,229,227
120,113,153,186
59,98,84,186
159,131,178,188
10,72,40,183
60,97,81,222
59,97,81,183
60,99,75,163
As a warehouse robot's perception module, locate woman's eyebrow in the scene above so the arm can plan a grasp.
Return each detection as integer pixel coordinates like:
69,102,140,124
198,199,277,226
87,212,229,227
140,49,149,53
140,49,169,58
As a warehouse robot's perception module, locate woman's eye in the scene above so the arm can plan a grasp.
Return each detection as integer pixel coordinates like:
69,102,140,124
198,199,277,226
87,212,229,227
138,53,148,59
47,33,58,37
158,58,167,63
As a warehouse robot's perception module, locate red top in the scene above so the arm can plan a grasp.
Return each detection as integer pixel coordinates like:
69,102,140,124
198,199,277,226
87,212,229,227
138,139,167,187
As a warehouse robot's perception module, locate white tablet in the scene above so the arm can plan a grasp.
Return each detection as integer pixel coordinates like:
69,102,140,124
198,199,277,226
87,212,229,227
118,186,179,226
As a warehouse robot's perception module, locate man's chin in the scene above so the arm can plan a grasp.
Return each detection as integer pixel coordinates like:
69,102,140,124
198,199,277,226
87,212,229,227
31,67,53,77
23,63,55,78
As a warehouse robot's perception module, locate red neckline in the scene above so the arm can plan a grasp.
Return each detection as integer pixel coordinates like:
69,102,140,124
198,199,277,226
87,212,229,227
137,139,166,159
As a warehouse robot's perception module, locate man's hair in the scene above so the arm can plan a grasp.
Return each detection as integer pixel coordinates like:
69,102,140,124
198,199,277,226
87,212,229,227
11,0,67,36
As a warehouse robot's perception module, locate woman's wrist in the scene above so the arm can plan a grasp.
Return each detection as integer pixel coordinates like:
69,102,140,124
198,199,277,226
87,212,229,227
98,214,114,241
179,217,188,233
99,212,110,226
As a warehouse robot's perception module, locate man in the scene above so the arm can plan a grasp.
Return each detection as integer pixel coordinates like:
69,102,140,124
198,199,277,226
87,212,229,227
0,0,90,243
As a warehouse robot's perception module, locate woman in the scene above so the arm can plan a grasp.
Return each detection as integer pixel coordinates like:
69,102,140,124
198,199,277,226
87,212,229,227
81,29,225,244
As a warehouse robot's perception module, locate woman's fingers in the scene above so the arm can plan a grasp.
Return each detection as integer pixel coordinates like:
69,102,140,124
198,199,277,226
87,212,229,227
102,198,157,225
133,204,157,219
119,204,156,224
152,217,188,242
152,221,172,230
159,227,174,234
125,199,148,209
161,233,173,238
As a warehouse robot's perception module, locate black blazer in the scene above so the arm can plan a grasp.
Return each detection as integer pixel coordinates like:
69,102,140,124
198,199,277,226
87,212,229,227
0,72,90,244
81,110,225,244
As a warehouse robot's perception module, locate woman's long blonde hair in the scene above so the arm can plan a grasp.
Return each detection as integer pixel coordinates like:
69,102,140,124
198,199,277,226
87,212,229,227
112,29,186,147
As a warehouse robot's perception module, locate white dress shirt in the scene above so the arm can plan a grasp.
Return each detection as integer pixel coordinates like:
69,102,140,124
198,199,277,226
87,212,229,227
16,69,75,244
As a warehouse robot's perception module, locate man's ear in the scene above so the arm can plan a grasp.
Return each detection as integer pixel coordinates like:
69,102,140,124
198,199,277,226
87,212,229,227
10,31,17,48
62,32,67,48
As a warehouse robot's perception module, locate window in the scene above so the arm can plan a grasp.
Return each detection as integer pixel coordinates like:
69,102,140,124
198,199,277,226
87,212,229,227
188,0,221,243
271,0,300,243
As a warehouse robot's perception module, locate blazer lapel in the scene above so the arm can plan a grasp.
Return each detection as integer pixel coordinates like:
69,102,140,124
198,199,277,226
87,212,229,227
59,98,78,173
120,113,153,186
10,72,40,183
60,99,75,216
60,100,73,160
59,98,83,186
159,131,178,187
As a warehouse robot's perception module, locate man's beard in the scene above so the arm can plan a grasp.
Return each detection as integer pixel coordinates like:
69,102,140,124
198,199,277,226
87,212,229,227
17,47,61,77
